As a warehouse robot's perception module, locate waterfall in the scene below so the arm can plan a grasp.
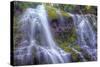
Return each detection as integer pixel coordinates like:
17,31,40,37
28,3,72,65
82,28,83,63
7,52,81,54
13,4,97,65
14,5,71,65
70,14,97,61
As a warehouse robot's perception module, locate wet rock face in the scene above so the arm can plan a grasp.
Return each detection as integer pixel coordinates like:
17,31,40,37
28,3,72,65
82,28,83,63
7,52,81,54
50,16,75,41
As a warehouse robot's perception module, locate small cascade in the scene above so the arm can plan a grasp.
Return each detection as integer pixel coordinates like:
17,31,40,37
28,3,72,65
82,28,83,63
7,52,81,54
70,14,97,61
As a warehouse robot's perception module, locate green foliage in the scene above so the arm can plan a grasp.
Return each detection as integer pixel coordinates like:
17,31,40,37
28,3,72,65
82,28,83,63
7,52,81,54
59,43,80,61
81,5,97,15
55,26,82,62
14,1,41,16
55,33,81,62
45,5,70,20
67,29,77,43
53,4,97,15
45,6,57,19
14,1,41,9
61,10,70,17
62,4,76,12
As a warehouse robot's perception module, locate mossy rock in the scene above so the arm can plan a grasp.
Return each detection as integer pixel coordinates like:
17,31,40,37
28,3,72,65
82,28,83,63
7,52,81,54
61,10,70,18
62,46,80,62
57,40,82,62
45,6,57,19
45,5,71,20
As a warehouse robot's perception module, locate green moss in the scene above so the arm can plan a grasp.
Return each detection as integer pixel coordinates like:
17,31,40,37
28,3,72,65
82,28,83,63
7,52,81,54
45,5,71,20
56,34,81,62
60,45,79,61
73,45,82,51
61,11,70,18
45,6,57,19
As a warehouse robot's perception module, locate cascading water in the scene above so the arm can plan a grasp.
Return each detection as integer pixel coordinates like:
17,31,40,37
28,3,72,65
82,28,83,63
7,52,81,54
14,5,71,65
70,14,97,61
